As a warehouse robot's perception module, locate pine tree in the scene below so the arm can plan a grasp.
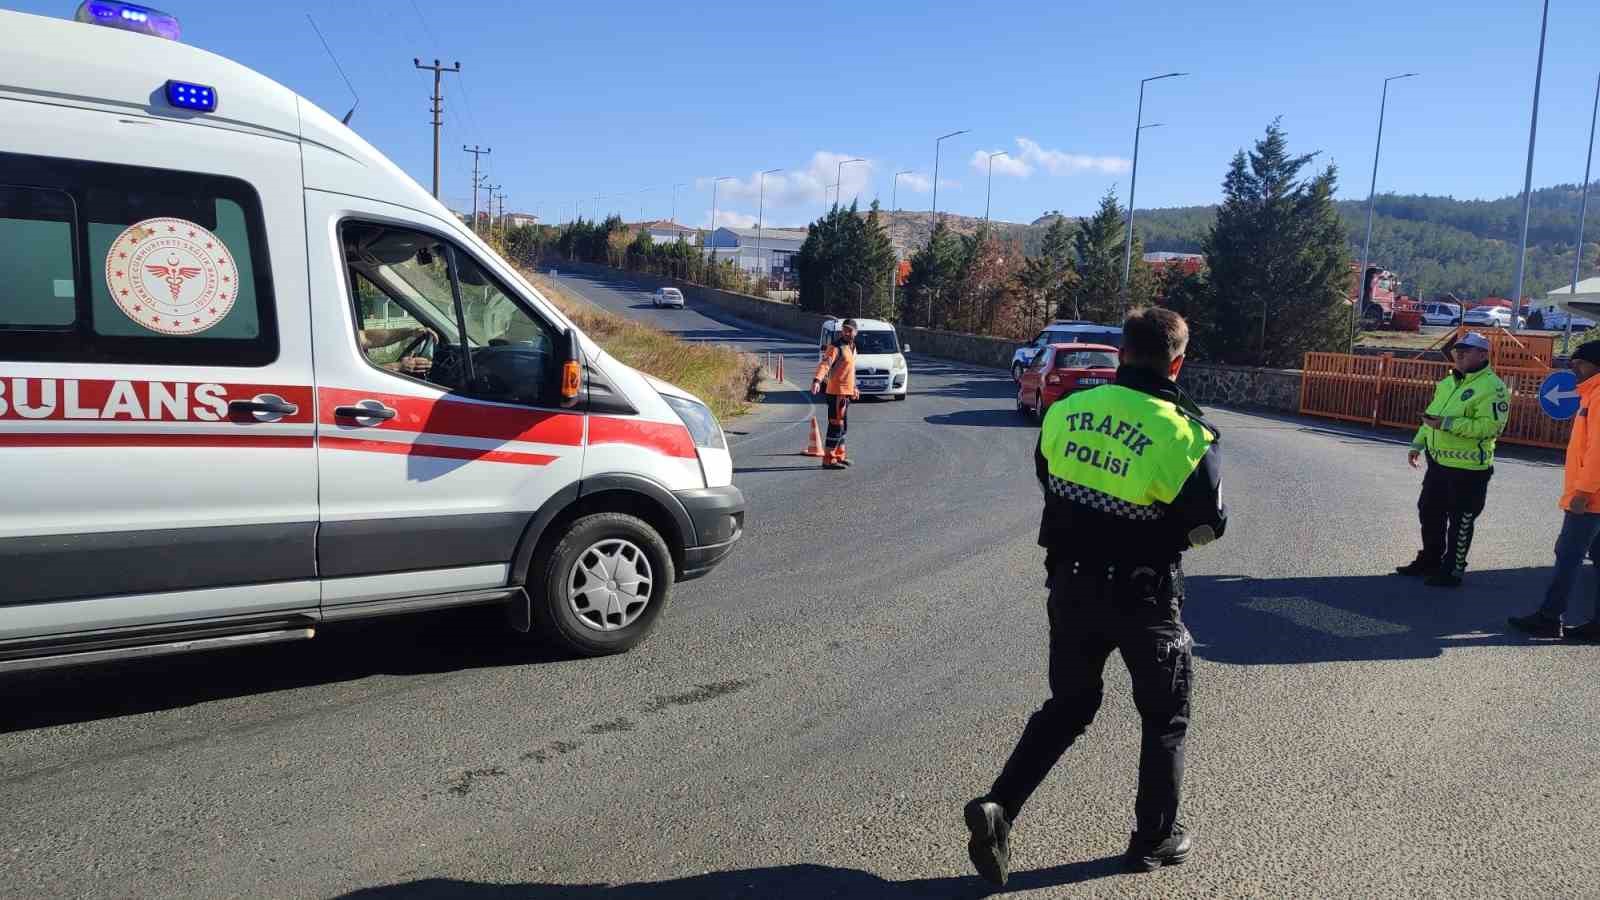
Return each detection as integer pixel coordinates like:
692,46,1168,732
1205,120,1351,366
1067,189,1130,322
904,221,966,328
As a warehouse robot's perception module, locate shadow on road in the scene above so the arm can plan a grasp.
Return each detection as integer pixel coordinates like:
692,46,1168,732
925,408,1034,429
1186,567,1562,666
0,607,581,735
337,857,1128,899
909,360,1018,403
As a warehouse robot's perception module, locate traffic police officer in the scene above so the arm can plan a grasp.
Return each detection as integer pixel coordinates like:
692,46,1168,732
1395,331,1509,588
964,307,1227,885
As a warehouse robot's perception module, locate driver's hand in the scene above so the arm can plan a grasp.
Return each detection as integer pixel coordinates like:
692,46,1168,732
1408,449,1421,469
398,356,432,375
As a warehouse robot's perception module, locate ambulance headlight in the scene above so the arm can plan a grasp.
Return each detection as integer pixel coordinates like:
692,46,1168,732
663,395,726,450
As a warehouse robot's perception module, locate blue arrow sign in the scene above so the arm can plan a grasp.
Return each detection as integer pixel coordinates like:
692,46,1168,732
1540,370,1581,421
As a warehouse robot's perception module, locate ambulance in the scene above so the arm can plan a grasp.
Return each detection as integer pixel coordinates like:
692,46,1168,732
0,3,745,671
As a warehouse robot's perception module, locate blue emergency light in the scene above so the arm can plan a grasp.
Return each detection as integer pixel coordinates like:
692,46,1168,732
165,80,217,112
74,1,182,41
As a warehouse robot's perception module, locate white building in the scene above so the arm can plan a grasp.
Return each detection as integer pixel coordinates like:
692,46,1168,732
704,226,808,283
501,212,539,229
641,220,699,246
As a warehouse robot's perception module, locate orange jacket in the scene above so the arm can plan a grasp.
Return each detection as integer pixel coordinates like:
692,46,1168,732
813,343,858,397
1562,375,1600,511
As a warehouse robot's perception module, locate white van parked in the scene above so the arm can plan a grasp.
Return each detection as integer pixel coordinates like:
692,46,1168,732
819,317,909,400
0,5,744,672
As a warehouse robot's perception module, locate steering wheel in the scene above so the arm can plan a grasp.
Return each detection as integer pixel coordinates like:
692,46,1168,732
399,330,435,362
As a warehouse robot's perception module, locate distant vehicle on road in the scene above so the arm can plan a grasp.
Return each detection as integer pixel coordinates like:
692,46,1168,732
652,287,686,309
820,317,909,400
1016,343,1120,420
1528,303,1596,332
1463,305,1525,329
1419,301,1463,327
1011,321,1124,381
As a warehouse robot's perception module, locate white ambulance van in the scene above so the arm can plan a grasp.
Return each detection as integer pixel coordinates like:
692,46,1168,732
0,4,745,671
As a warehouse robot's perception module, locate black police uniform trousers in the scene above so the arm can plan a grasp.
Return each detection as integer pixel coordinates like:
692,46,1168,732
1418,455,1492,576
987,560,1192,840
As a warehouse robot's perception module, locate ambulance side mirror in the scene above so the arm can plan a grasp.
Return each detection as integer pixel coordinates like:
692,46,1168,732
559,329,583,409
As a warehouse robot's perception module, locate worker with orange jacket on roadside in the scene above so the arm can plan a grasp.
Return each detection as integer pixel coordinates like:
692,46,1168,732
1510,341,1600,641
812,319,861,470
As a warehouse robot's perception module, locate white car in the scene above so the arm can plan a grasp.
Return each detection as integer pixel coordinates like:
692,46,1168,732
820,318,909,400
1011,321,1124,381
0,5,744,672
1530,304,1596,332
1463,306,1525,329
1419,302,1463,326
652,287,686,309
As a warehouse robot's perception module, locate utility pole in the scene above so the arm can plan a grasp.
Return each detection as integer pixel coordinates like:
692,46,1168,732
495,191,507,242
413,58,460,199
463,144,491,229
482,184,501,239
671,183,686,224
1510,0,1549,334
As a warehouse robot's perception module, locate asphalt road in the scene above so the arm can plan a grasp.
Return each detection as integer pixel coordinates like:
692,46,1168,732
3,268,1596,899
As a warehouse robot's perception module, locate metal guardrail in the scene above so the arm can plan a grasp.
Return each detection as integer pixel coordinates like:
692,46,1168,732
1301,352,1570,449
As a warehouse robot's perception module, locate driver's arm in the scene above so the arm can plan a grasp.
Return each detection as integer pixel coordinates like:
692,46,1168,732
361,326,429,351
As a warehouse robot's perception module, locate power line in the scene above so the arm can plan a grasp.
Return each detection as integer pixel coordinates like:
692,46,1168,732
413,58,461,199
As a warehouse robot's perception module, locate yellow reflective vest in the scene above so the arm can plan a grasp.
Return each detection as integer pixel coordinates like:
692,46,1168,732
1040,384,1215,511
1411,366,1509,471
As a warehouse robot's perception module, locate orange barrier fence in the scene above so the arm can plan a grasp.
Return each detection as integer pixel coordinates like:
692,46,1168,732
1301,352,1571,449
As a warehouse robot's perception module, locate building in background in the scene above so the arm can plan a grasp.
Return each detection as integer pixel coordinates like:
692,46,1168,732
640,220,699,246
1143,251,1205,277
704,226,808,286
501,212,540,229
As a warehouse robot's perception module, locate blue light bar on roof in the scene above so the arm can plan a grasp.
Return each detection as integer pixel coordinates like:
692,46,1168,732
74,1,182,41
165,80,217,113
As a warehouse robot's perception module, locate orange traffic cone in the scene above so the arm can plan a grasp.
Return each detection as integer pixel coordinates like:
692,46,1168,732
802,414,824,457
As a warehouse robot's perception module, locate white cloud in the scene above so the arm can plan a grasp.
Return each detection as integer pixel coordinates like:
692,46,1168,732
970,149,1034,178
705,152,876,208
897,173,933,194
698,209,759,229
1015,137,1130,176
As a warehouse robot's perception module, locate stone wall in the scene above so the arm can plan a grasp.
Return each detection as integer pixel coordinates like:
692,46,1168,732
544,258,1305,415
1178,363,1302,414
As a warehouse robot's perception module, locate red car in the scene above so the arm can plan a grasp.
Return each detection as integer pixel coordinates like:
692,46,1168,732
1016,343,1119,420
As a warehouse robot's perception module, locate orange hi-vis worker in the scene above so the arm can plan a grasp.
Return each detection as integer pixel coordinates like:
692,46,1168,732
813,319,861,470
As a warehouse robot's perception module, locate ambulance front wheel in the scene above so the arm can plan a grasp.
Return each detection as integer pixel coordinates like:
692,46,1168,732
532,512,675,656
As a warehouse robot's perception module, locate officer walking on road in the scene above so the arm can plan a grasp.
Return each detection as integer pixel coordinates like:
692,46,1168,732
812,319,860,471
1509,341,1600,640
964,307,1227,886
1395,331,1510,588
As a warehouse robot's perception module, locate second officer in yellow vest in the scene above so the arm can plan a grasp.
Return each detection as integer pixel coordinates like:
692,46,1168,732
1395,331,1509,588
964,308,1227,886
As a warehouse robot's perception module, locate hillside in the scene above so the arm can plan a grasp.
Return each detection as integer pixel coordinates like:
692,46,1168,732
878,183,1600,301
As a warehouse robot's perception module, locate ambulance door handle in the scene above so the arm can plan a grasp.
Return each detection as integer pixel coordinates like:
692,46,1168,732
229,395,299,422
334,401,396,424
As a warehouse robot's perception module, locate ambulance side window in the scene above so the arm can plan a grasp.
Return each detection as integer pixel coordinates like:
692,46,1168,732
0,151,277,366
0,186,78,328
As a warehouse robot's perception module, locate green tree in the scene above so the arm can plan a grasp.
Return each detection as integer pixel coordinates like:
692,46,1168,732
1067,189,1150,322
1205,120,1351,366
1017,216,1077,332
903,221,966,329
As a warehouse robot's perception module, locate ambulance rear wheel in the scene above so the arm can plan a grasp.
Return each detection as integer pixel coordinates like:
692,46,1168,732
532,512,674,656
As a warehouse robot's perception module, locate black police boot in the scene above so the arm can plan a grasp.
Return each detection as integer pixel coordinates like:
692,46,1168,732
963,799,1012,887
1125,824,1192,873
1565,621,1600,643
1425,572,1463,589
1395,554,1440,577
1508,612,1564,639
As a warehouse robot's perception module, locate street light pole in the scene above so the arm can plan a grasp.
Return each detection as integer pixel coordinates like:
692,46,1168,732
1122,72,1188,313
671,183,686,224
835,158,865,208
890,170,915,319
708,176,734,274
1510,0,1550,335
985,151,1008,225
932,130,968,221
755,168,782,288
1565,71,1600,355
1351,73,1418,351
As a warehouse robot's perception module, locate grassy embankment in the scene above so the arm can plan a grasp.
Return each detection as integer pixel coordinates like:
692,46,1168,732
524,269,760,421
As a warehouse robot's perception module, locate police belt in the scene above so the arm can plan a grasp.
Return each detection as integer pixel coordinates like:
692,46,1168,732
1049,557,1181,594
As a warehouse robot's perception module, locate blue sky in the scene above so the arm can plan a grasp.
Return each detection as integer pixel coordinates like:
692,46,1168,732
16,0,1600,230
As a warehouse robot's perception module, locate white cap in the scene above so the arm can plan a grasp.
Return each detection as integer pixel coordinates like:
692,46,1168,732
1457,332,1491,351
